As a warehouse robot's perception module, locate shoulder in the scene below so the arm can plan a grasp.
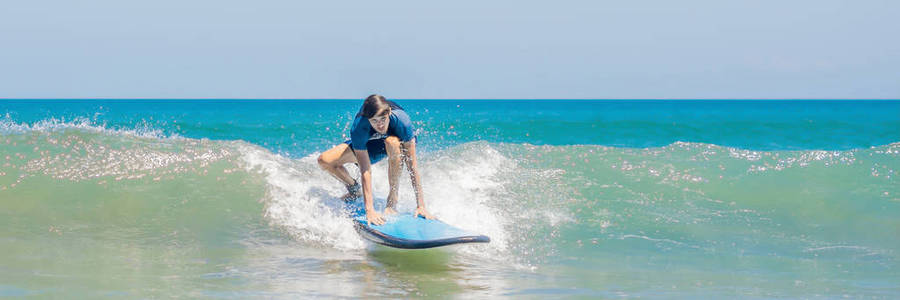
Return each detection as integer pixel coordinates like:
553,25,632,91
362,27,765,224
350,116,369,138
386,101,413,125
352,115,369,130
389,107,416,141
390,108,412,126
349,116,370,148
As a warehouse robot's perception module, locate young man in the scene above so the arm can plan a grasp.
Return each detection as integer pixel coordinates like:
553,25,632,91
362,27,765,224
317,95,435,225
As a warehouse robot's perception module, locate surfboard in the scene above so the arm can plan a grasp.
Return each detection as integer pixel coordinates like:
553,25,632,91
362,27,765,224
346,201,490,249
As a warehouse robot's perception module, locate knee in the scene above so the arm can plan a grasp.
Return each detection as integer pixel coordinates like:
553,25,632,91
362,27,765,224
384,136,401,155
317,154,330,169
385,137,403,163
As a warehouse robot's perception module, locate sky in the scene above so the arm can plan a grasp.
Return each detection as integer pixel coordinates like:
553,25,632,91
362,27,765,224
1,0,898,99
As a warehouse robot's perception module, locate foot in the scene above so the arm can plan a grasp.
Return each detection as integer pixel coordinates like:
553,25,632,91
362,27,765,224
341,182,362,202
340,192,359,202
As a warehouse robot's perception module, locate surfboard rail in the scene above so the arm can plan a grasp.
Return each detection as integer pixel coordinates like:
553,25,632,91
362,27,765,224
353,219,491,249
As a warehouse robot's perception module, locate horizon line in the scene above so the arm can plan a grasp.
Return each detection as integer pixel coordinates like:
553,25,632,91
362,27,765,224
2,98,899,101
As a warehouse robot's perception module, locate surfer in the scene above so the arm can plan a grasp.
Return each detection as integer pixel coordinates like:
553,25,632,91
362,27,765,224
317,94,435,225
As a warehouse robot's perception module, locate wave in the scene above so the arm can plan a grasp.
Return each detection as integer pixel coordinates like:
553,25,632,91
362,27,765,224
0,120,550,265
492,141,899,267
2,119,898,269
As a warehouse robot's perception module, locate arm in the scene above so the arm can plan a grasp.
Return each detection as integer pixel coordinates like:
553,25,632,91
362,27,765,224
355,149,386,225
402,141,435,219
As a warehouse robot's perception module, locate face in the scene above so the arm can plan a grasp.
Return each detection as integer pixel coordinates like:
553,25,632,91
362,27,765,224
368,112,390,134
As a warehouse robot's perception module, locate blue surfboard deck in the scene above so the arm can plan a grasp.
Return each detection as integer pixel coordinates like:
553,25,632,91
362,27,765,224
346,201,490,249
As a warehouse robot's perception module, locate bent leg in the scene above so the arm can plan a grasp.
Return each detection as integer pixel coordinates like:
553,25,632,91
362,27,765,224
317,143,358,187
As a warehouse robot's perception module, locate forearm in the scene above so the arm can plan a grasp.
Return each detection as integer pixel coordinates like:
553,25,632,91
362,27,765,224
360,168,375,211
404,150,426,208
409,165,425,208
402,142,426,208
355,151,376,212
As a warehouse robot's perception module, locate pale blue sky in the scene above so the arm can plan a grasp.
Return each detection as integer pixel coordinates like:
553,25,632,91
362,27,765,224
1,0,898,99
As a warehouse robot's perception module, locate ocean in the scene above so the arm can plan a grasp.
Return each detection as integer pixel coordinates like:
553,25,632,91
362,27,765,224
1,99,898,298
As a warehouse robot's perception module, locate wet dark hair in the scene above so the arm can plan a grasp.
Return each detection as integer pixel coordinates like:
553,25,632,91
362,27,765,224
360,94,392,119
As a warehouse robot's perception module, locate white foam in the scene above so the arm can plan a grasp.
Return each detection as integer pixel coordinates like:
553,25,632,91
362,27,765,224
413,144,515,258
2,118,230,182
0,117,170,139
237,143,365,251
236,141,522,261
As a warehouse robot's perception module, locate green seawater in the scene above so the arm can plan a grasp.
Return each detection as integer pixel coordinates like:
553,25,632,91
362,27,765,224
1,125,898,298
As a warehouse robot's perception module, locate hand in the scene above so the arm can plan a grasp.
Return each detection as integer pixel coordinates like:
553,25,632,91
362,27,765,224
415,207,436,220
366,209,386,226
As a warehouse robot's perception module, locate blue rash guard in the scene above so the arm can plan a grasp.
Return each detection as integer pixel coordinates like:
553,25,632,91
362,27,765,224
345,101,416,164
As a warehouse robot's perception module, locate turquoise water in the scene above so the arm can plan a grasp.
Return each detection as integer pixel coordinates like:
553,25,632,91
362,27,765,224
1,100,899,298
